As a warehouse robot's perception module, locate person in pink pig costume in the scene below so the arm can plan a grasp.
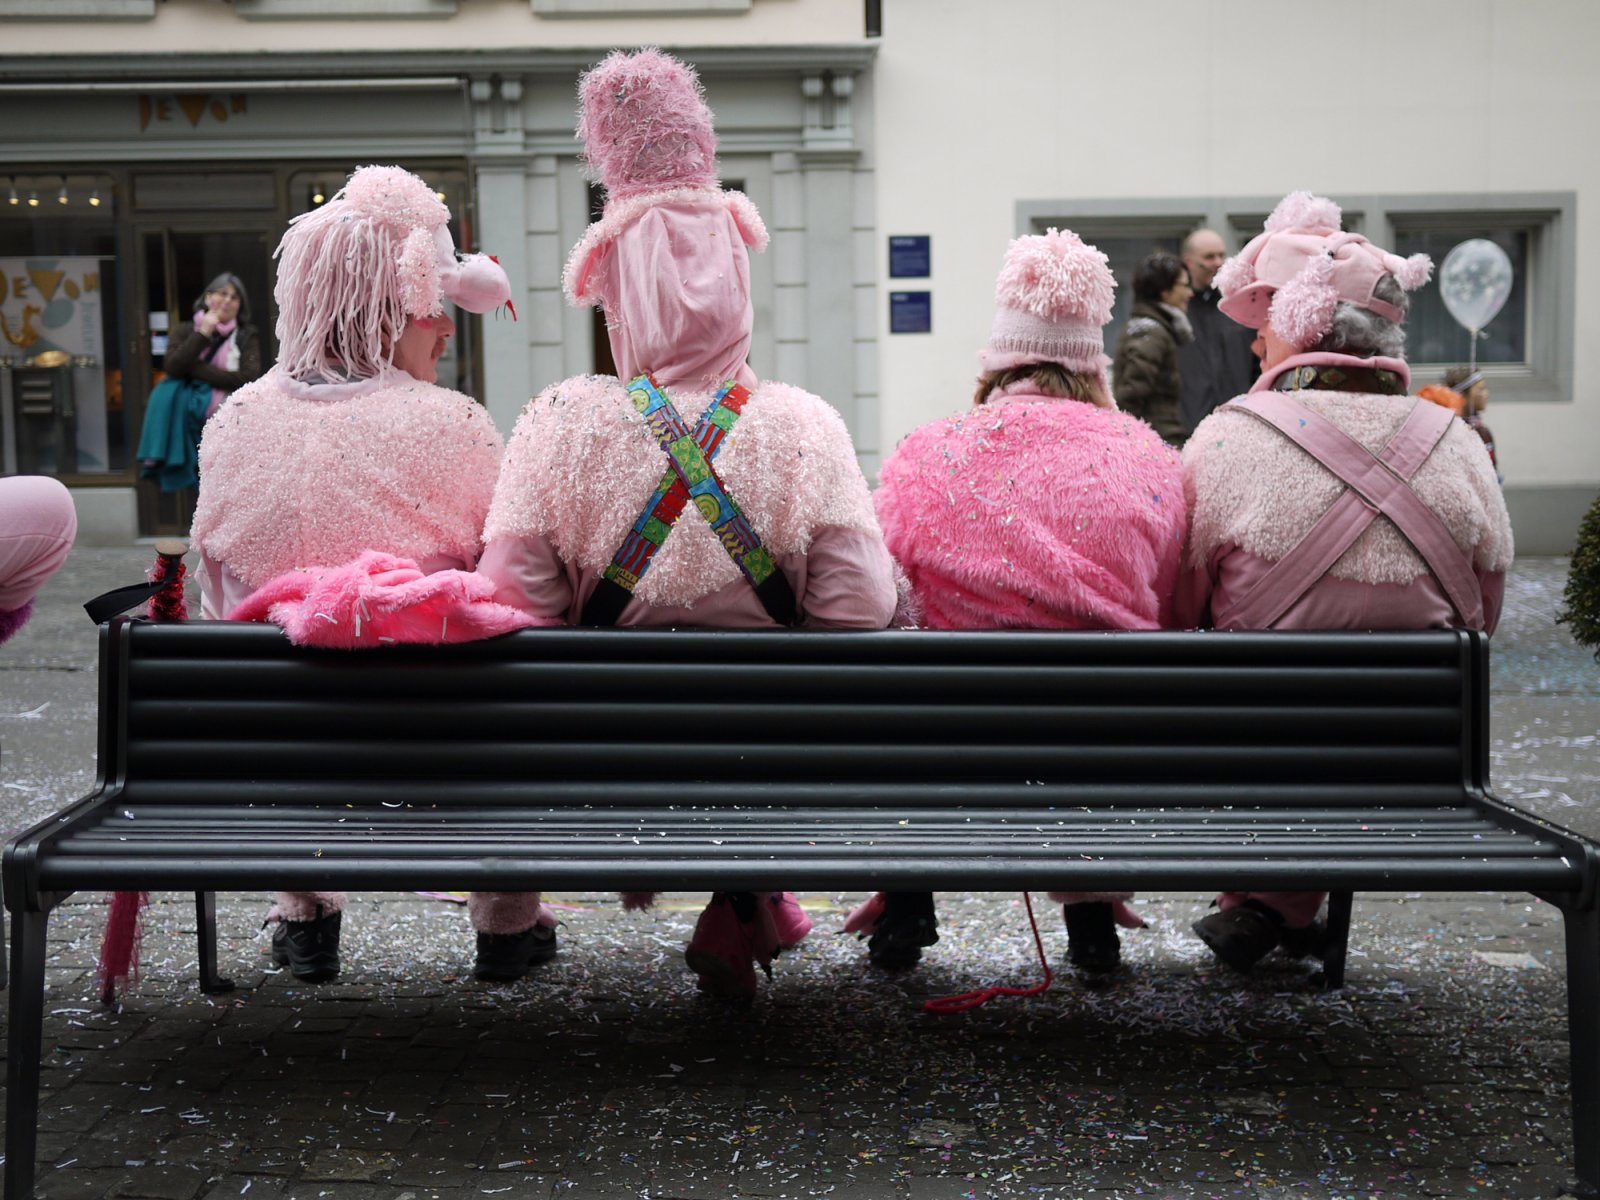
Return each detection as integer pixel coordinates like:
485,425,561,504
187,165,553,985
848,229,1188,976
479,48,897,1002
0,476,77,646
1180,191,1513,971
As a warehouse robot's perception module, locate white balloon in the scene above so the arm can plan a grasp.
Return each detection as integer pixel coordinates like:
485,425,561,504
1438,239,1514,333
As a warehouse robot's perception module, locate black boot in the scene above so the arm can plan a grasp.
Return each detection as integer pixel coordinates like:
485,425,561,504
1192,900,1281,972
1063,901,1120,974
868,891,939,971
271,906,341,983
474,925,558,982
1277,920,1329,961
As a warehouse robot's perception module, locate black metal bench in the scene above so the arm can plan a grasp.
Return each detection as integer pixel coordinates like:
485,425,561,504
7,619,1600,1198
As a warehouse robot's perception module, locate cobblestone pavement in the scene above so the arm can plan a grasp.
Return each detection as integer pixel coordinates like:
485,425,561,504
0,552,1595,1200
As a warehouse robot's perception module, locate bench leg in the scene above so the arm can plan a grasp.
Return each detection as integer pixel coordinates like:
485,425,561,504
7,908,50,1200
1564,900,1600,1198
1320,891,1353,991
195,892,234,995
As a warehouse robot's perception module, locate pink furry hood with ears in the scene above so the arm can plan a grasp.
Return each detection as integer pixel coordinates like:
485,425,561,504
227,551,549,647
875,391,1187,631
1216,191,1433,349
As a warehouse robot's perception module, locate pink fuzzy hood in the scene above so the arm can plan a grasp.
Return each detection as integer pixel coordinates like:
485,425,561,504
191,368,502,591
1183,392,1513,584
876,391,1187,631
484,374,881,609
563,48,768,389
227,551,544,647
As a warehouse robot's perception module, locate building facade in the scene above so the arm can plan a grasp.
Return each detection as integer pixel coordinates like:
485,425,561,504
3,0,1595,553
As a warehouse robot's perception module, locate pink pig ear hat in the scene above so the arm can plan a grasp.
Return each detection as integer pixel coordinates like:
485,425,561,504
1215,190,1433,350
274,164,513,382
978,227,1118,406
562,47,769,390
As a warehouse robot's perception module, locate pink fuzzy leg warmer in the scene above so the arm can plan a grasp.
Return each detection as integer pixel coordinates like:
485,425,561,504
273,890,347,922
468,891,556,935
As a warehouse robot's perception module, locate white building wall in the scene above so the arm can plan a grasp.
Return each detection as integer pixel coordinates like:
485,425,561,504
874,0,1599,550
0,0,865,50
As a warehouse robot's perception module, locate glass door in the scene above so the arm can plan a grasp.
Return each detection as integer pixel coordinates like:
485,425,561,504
131,223,274,535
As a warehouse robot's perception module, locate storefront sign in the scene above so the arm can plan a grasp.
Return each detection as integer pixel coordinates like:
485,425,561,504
139,93,248,133
0,257,109,473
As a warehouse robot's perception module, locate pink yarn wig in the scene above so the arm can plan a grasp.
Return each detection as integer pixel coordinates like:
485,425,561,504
274,166,511,382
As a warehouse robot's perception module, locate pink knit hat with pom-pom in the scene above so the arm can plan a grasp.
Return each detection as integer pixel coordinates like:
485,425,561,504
564,48,767,310
1216,191,1432,349
979,228,1116,394
275,165,512,382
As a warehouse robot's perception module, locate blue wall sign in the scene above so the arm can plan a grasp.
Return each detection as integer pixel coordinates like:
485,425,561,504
890,291,932,334
888,235,931,278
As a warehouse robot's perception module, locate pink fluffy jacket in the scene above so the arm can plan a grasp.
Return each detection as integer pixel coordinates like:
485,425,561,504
1179,391,1513,630
483,374,883,610
875,388,1187,630
191,368,502,591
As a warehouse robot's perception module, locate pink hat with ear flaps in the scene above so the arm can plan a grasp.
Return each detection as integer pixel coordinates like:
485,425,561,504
563,48,768,310
1215,191,1433,349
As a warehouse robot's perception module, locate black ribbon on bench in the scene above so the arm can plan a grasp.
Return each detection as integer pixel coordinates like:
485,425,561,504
84,540,189,625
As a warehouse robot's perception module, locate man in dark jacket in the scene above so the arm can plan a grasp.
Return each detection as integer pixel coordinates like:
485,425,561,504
1177,228,1258,434
1112,252,1192,445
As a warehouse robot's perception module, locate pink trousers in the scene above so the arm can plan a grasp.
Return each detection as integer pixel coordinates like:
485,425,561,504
0,475,77,616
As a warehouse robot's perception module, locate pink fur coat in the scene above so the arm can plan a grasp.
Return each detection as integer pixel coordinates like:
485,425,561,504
875,388,1187,630
483,374,882,609
191,367,502,591
1179,390,1513,631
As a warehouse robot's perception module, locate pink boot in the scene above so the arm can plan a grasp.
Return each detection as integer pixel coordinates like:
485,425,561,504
766,891,812,949
684,892,779,1001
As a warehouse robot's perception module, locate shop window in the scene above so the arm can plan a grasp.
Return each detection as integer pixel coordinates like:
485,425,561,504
1382,198,1573,403
1021,194,1574,404
233,0,457,17
0,173,123,479
0,0,154,17
532,0,750,14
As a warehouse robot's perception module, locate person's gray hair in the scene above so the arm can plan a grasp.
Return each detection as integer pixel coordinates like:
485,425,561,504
1309,274,1408,360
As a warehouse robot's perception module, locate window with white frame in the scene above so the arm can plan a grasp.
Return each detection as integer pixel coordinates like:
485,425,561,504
1019,194,1574,404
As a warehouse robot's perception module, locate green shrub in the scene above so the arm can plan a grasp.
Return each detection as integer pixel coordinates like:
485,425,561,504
1559,491,1600,661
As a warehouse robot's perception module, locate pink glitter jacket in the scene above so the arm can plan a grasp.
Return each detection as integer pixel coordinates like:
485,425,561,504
875,387,1188,631
480,373,895,627
1177,389,1513,632
190,367,503,615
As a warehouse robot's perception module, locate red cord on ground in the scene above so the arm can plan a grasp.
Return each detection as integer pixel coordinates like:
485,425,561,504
923,891,1053,1014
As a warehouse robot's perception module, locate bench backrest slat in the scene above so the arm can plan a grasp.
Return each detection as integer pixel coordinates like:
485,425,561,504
109,622,1480,805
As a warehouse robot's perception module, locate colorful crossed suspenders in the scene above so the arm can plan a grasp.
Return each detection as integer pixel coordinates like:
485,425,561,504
579,374,800,628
